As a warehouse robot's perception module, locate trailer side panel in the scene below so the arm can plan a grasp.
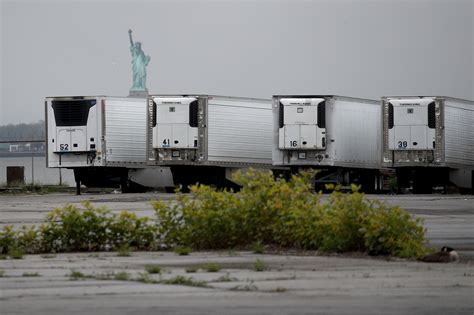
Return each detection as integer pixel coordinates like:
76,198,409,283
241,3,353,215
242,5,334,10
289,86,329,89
444,98,474,169
105,97,147,165
207,97,273,165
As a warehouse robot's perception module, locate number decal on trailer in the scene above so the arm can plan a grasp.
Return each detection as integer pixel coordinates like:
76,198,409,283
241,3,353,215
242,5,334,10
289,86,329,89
59,144,69,151
289,140,298,147
162,139,170,147
397,141,408,149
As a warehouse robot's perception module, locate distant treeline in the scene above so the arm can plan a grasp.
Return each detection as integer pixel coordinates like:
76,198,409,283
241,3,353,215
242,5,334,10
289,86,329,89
0,121,45,142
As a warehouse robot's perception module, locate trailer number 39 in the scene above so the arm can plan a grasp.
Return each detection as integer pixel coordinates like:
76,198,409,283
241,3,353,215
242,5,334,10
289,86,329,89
398,141,408,148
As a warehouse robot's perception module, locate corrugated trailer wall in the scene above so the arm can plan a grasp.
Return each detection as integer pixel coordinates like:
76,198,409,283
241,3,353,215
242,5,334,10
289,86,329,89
105,97,147,164
206,97,273,165
327,97,381,169
444,98,474,169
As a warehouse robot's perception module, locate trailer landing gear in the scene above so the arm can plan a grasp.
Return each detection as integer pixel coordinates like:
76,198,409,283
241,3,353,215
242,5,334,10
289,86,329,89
75,179,81,195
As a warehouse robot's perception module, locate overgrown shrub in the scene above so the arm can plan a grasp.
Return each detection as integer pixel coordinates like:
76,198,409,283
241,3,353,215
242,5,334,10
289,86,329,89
153,169,427,258
0,225,17,254
5,202,160,254
40,202,113,252
109,211,157,250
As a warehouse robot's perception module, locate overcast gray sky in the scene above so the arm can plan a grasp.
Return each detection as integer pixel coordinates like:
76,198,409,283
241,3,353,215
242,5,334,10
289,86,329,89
1,0,473,125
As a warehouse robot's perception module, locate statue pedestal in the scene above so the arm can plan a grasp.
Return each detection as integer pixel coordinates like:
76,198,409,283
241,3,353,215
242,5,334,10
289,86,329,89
129,89,149,98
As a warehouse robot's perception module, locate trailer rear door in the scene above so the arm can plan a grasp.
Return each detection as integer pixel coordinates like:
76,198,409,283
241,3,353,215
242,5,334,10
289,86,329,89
153,97,199,149
388,98,436,150
278,98,326,150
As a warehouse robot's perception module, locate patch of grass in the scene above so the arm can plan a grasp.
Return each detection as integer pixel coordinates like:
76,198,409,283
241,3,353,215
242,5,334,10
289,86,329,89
0,254,8,260
0,269,5,277
8,249,24,259
22,272,40,277
251,241,264,254
185,266,199,273
116,244,132,257
274,287,287,293
88,253,100,258
114,272,130,281
174,246,192,256
202,262,221,272
40,254,56,259
68,270,86,280
145,264,162,274
231,282,258,291
136,272,157,284
253,259,267,272
214,273,237,282
162,275,208,287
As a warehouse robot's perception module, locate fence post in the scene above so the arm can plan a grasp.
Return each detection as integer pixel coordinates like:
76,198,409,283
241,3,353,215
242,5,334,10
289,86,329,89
31,151,34,185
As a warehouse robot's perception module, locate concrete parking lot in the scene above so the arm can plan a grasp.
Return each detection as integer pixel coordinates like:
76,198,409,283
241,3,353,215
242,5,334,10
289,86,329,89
0,193,473,314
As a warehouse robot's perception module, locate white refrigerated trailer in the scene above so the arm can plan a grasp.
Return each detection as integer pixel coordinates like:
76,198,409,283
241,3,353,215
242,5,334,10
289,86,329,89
45,96,172,193
147,95,274,188
382,96,474,193
273,95,384,192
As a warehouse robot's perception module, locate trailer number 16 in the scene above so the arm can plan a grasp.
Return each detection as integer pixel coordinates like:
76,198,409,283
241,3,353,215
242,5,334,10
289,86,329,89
398,141,408,148
289,141,298,147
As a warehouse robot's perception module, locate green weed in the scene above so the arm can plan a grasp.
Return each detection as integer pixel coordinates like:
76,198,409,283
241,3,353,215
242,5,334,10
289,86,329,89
22,272,40,277
68,270,86,280
202,263,221,272
162,275,208,287
116,244,132,257
185,266,199,273
251,242,264,254
8,249,24,259
145,265,162,274
253,259,267,272
114,272,130,281
174,246,192,256
274,287,287,293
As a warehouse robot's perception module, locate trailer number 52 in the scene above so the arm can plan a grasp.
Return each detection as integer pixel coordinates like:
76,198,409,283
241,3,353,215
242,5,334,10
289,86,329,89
398,141,408,148
59,144,69,151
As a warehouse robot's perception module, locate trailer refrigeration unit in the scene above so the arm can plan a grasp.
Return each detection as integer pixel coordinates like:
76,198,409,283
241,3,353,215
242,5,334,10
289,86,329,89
382,96,474,193
147,95,274,189
45,96,172,193
273,95,384,192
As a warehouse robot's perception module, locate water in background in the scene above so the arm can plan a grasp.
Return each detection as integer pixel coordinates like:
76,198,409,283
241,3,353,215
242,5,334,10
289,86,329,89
0,155,75,186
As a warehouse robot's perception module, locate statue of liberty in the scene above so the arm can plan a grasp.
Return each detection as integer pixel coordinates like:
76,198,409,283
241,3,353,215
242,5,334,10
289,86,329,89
128,29,150,94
